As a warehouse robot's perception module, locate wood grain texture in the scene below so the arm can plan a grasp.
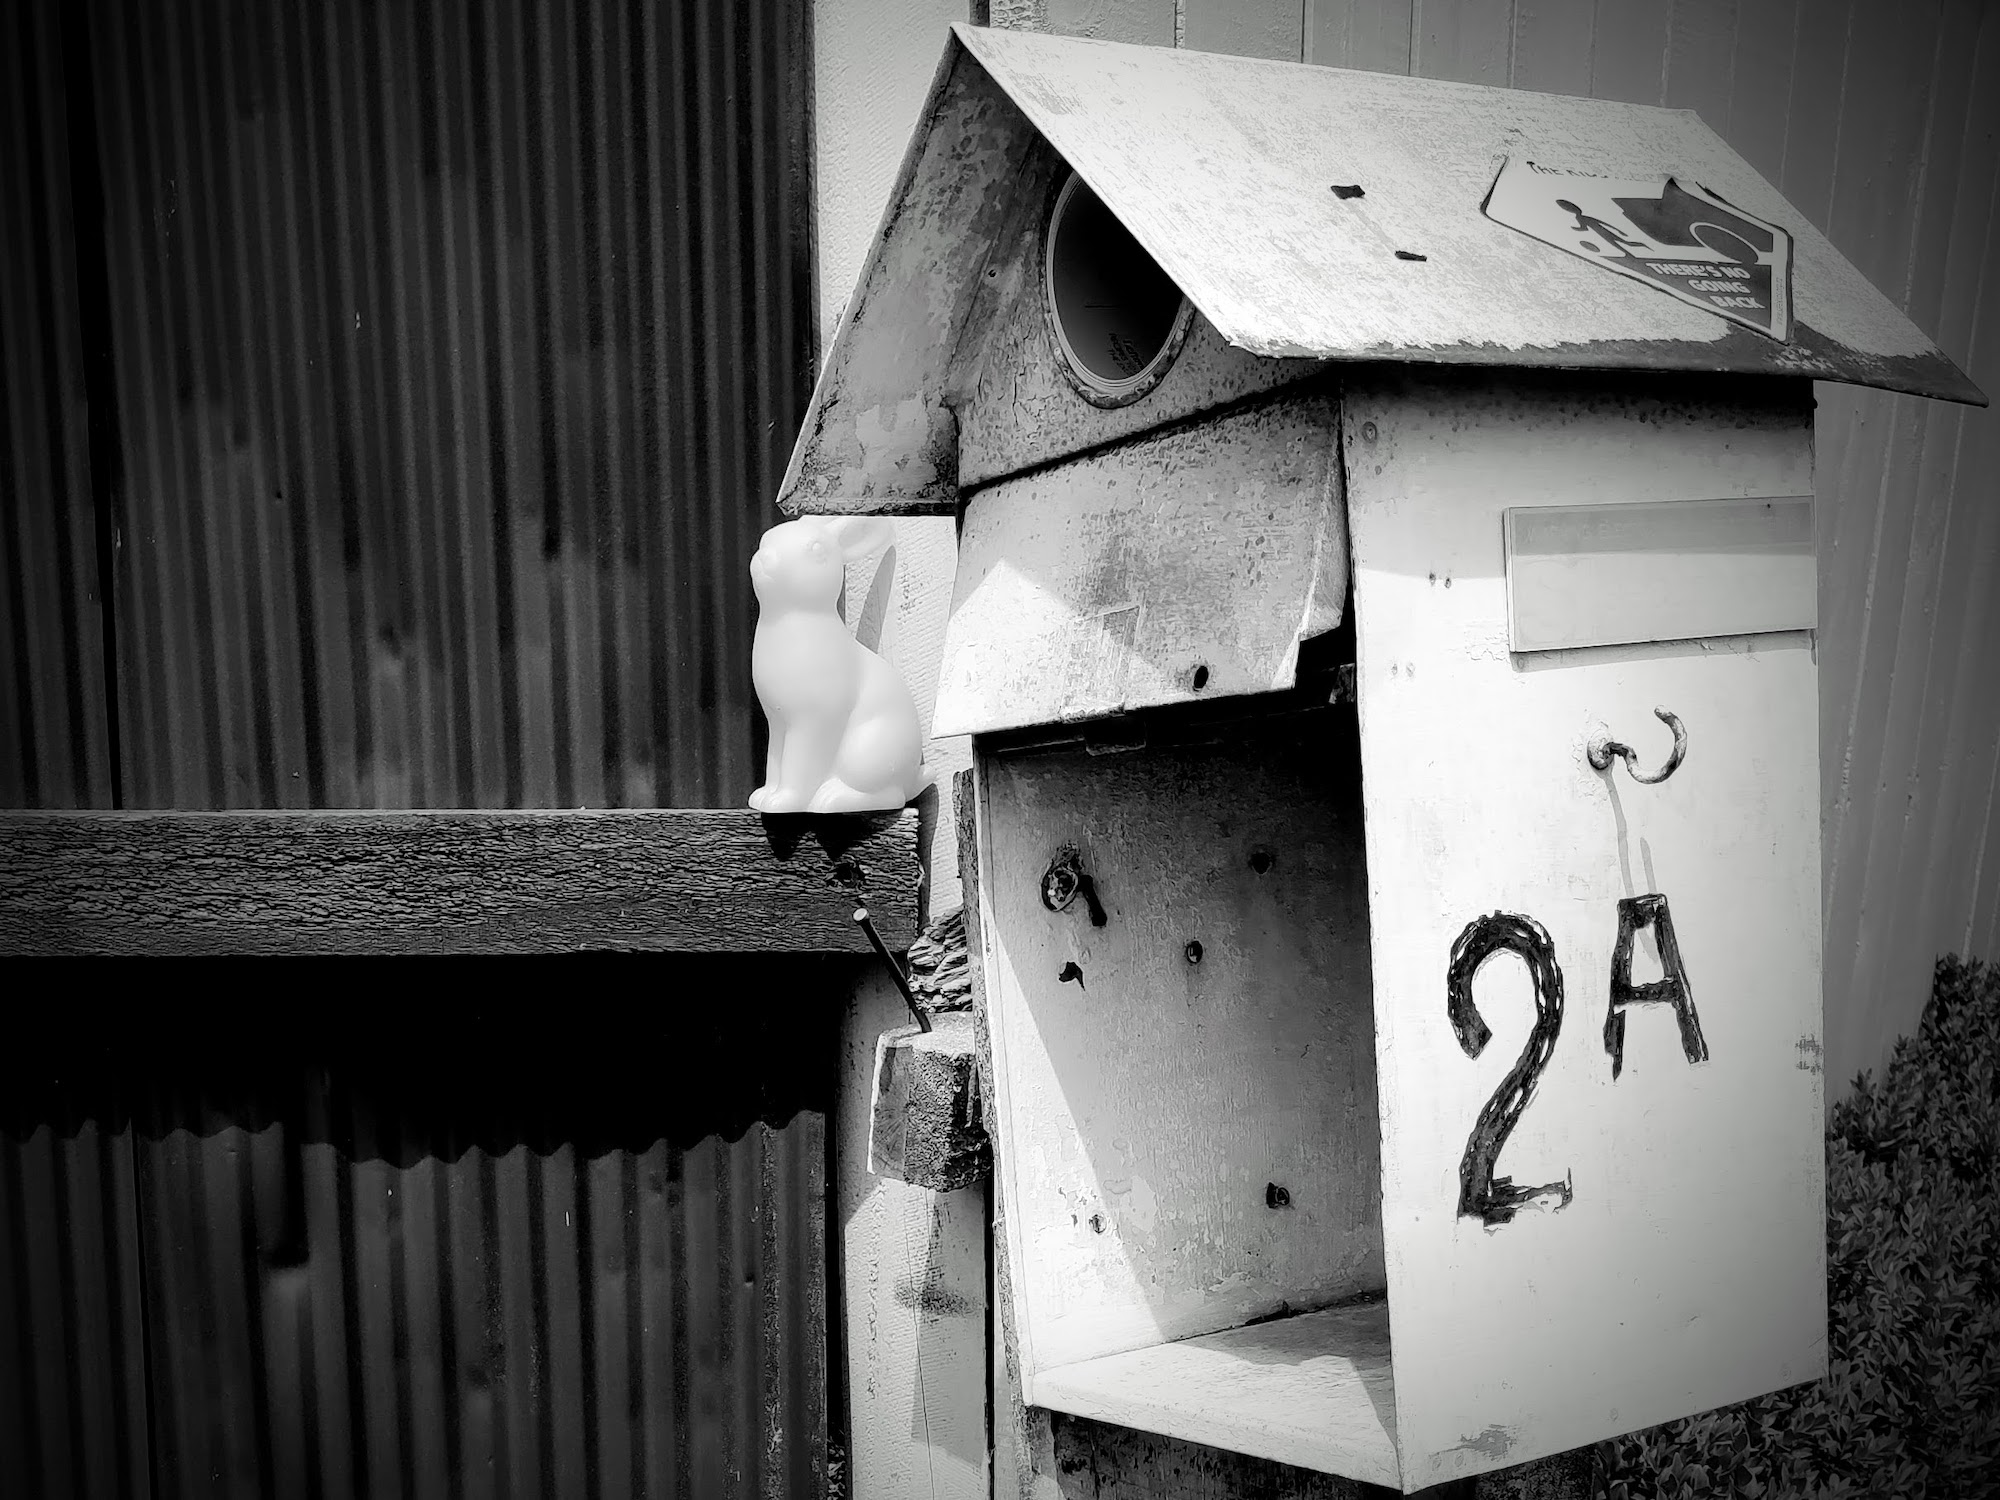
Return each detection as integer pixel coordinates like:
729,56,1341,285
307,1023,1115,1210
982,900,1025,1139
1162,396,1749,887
940,390,1348,737
0,808,920,955
1345,372,1825,1490
868,1012,990,1190
1034,1302,1399,1488
978,719,1384,1384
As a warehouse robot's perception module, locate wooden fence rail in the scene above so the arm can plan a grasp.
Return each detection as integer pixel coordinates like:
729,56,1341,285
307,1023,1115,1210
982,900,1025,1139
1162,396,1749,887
0,808,920,956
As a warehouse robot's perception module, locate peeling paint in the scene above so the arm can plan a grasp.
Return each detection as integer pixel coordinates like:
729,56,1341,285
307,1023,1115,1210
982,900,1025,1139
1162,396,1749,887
1453,1424,1518,1460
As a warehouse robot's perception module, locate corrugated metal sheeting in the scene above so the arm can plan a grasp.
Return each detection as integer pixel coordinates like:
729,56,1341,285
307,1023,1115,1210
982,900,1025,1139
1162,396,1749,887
75,0,812,810
1022,0,2000,1095
2,0,833,1492
0,964,840,1500
0,0,115,809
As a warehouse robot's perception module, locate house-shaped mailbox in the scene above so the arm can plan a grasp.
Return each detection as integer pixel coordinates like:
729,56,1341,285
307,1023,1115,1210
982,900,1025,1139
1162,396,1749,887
785,25,1985,1494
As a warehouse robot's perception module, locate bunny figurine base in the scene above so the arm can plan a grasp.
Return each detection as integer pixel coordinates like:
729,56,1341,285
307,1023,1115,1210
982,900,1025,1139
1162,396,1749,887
748,515,934,815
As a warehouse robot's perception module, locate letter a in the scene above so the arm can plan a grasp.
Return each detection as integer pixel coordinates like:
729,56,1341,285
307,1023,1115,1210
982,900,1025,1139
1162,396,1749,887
1604,893,1708,1080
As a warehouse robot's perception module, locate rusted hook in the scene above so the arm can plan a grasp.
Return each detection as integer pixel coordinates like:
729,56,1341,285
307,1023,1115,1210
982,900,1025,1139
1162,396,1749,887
1589,707,1688,786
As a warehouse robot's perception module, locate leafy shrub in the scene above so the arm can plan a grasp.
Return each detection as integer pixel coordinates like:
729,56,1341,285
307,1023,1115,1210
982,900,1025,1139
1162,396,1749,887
1595,956,2000,1499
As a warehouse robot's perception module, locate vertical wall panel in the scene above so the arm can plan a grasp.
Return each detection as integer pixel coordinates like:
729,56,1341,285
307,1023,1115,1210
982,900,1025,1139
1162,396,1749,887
84,0,814,811
1305,0,1415,72
1179,0,1303,60
1589,0,1669,102
0,0,115,809
1412,0,1512,84
1508,0,1594,94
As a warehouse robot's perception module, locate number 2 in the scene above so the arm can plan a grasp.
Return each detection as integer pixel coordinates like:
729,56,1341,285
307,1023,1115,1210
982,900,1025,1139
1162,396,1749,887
1446,912,1575,1227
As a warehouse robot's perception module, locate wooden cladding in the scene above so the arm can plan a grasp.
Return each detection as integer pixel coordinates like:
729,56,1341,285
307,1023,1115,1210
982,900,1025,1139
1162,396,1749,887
0,808,919,956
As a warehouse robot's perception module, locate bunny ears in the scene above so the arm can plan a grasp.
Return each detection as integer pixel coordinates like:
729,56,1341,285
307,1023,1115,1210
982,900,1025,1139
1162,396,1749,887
825,515,896,560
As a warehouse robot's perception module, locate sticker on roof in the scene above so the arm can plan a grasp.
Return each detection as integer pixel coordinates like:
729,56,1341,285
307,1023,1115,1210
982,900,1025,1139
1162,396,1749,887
1484,158,1795,341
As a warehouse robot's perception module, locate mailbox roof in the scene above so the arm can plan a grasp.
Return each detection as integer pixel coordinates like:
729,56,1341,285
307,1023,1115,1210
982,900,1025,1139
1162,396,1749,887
780,25,1982,515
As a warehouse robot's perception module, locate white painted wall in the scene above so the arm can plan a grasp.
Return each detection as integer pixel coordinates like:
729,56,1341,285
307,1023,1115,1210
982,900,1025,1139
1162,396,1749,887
813,6,985,1499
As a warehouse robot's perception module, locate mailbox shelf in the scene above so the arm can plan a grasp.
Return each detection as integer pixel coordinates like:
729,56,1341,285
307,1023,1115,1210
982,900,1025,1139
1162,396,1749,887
1032,1300,1399,1488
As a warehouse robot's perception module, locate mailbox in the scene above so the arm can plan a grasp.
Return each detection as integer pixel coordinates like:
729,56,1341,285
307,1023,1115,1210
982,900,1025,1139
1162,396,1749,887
782,25,1983,1493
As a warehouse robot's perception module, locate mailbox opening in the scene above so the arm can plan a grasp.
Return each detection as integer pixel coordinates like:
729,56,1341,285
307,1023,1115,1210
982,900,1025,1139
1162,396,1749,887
978,700,1395,1483
1043,171,1192,406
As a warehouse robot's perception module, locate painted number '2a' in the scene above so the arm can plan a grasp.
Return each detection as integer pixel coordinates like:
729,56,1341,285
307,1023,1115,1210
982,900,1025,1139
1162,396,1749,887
1448,895,1707,1227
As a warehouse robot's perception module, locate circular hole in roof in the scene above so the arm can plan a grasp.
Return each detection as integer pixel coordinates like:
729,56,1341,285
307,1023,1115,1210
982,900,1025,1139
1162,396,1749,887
1043,172,1191,407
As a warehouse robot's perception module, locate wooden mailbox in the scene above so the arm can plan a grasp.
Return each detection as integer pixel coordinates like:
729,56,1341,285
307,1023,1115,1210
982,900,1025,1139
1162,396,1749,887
782,26,1984,1493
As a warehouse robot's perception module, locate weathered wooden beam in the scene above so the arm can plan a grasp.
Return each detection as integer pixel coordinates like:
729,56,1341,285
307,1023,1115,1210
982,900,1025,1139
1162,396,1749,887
868,1013,989,1191
0,808,920,956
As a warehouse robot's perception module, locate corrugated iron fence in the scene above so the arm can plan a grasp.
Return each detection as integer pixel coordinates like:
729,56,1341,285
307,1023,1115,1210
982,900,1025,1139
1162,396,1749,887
2,0,828,1492
7,0,813,813
0,966,839,1500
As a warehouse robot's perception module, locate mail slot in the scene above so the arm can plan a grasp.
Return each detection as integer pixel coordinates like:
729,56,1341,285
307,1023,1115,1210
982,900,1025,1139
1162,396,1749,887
776,24,1983,1494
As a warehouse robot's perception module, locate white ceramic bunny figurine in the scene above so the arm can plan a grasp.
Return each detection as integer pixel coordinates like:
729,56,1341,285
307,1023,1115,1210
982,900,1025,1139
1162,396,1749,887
748,515,933,813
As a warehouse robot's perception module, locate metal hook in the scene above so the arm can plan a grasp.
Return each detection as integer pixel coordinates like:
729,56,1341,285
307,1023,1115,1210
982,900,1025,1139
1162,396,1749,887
1589,707,1688,786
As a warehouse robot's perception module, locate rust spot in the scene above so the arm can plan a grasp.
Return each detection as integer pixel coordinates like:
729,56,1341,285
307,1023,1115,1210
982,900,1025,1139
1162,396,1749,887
1265,1182,1291,1209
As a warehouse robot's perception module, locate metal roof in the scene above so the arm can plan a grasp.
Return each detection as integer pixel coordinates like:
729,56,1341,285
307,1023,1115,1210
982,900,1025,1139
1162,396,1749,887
780,25,1981,516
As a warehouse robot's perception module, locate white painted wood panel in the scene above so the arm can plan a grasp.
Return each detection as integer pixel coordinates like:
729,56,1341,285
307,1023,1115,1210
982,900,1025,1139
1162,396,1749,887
837,971,990,1500
1344,373,1826,1490
974,722,1384,1385
1504,496,1817,652
937,393,1347,737
1032,1300,1400,1488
